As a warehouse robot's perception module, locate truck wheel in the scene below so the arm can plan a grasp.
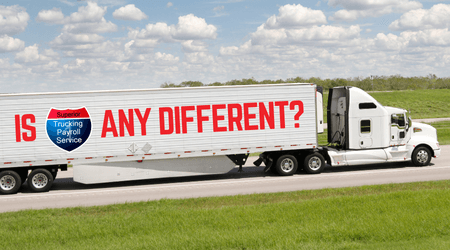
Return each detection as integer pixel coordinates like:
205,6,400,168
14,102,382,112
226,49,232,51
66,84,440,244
275,155,298,176
0,170,22,195
27,169,53,192
304,153,325,174
412,146,431,166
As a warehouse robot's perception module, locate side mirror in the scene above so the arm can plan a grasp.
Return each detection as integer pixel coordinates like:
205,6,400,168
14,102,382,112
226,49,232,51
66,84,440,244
406,116,412,132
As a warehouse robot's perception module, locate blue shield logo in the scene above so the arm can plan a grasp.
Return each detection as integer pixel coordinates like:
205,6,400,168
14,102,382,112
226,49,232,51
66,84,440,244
46,107,92,152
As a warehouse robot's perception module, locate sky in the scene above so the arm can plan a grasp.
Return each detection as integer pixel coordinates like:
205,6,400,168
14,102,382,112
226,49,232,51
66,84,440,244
1,0,450,93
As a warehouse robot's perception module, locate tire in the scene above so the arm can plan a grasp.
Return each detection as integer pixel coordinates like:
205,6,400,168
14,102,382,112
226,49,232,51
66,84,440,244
274,155,298,176
0,170,22,195
412,146,432,166
27,169,54,193
51,170,58,180
304,153,325,174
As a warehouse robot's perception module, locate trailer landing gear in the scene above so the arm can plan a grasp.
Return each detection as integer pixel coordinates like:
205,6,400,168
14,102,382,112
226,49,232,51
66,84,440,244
227,154,249,173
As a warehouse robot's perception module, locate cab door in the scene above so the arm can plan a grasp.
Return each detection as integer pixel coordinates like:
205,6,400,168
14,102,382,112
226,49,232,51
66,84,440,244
390,113,407,146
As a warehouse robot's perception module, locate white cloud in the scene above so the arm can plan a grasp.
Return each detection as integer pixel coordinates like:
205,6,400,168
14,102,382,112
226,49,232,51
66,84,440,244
0,35,25,52
112,4,148,21
62,18,117,33
0,5,30,36
389,4,450,31
36,8,65,24
51,33,104,46
131,14,217,43
249,4,360,47
329,0,422,21
15,44,59,63
37,2,110,25
167,2,173,8
264,4,327,29
404,29,450,47
172,14,217,40
213,6,224,12
67,2,107,23
154,52,179,65
181,40,208,52
37,1,107,25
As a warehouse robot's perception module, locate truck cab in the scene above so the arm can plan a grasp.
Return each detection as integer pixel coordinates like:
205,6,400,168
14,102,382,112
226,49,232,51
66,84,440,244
325,86,440,166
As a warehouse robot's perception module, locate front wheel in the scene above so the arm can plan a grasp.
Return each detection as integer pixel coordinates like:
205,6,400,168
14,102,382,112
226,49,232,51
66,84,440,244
27,169,54,193
0,170,22,195
412,146,432,166
274,155,298,176
304,153,325,174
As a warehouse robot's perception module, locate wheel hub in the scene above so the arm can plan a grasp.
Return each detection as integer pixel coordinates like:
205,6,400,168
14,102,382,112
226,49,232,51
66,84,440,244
0,175,16,191
280,158,294,172
31,173,48,189
417,150,428,164
309,156,321,171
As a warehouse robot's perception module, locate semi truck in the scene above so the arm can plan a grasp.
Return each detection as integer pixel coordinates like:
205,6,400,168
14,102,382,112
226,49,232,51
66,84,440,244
0,83,440,195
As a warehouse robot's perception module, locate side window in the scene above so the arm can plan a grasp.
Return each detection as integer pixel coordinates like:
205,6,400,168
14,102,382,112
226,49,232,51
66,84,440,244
359,103,377,109
360,120,371,134
391,114,405,127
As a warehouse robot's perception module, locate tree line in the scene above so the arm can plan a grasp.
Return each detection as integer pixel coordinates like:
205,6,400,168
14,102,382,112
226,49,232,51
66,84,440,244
161,74,450,91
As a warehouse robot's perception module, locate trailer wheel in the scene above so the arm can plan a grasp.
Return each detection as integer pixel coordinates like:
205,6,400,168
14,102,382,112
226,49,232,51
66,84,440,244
0,170,22,195
304,153,325,174
27,169,53,193
412,146,431,166
275,155,298,176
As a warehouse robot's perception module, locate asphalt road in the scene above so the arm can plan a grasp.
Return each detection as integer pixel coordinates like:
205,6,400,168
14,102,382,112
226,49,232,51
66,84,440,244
1,145,449,213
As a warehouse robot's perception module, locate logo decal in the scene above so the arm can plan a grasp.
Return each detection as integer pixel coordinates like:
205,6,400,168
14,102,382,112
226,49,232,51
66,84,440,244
46,107,92,152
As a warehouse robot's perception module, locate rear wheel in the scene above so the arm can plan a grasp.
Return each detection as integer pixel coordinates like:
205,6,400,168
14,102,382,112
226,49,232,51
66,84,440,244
0,170,22,195
412,146,431,166
304,153,325,174
27,169,53,193
274,155,298,176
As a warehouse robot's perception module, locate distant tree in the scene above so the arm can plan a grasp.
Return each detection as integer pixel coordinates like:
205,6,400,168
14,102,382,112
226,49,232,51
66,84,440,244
159,75,450,91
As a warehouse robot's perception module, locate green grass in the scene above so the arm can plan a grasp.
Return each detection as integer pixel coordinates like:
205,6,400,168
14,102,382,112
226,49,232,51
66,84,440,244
2,181,450,249
322,89,450,123
429,121,450,145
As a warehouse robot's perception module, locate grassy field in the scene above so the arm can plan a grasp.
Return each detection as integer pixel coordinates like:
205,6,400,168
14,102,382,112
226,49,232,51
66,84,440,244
430,121,450,145
2,181,450,249
322,89,450,123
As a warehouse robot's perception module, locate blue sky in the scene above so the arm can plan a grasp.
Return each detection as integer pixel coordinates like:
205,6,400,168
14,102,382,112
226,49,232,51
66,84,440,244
1,0,450,93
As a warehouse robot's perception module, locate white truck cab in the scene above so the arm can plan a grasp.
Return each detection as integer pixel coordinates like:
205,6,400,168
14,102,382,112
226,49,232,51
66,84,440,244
325,86,440,167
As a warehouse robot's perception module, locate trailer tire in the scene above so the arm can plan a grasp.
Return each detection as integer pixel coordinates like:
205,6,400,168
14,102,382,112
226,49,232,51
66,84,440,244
0,170,22,195
412,146,431,166
275,155,298,176
27,169,53,193
304,153,325,174
51,170,58,180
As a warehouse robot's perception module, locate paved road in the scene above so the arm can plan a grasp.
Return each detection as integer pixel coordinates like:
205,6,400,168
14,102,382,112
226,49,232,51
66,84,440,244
1,145,449,213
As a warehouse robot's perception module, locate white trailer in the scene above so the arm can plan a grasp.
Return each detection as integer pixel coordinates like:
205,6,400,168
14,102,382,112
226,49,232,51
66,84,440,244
0,83,324,194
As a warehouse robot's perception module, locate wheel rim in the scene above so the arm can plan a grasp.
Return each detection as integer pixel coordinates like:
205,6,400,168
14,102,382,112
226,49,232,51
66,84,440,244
416,150,429,164
31,173,48,189
0,175,16,191
308,156,322,171
280,158,294,172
